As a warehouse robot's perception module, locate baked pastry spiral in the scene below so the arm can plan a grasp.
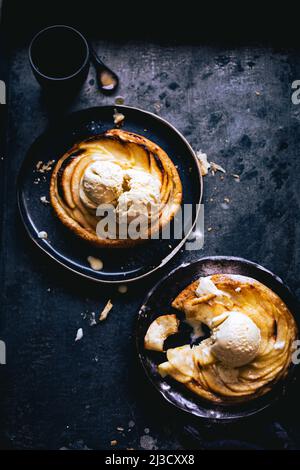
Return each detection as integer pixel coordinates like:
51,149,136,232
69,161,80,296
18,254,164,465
50,129,182,247
145,274,297,404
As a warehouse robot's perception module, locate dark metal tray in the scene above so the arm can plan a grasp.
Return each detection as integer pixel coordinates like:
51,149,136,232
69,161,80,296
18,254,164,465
1,0,300,450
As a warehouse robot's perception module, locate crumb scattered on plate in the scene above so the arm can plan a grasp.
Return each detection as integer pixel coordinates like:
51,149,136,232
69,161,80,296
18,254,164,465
99,300,113,321
232,173,240,182
110,440,118,446
87,256,103,271
38,231,48,239
75,328,83,342
113,108,125,126
40,196,50,205
89,312,97,326
36,160,55,173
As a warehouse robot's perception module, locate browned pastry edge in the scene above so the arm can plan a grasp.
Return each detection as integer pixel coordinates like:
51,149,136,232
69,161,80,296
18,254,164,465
50,129,183,248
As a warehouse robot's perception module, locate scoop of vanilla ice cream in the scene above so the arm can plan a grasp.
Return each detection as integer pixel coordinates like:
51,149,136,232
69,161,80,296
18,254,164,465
196,276,230,298
81,161,123,207
116,169,161,222
125,169,161,197
211,311,261,367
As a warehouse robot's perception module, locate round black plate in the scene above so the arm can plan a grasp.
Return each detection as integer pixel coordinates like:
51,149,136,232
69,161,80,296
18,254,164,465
17,106,202,283
137,256,299,422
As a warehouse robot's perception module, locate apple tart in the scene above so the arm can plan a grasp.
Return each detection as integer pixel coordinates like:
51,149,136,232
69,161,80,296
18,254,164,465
50,129,182,247
144,274,298,404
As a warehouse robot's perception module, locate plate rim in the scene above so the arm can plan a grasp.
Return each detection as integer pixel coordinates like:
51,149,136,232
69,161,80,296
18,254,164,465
17,104,203,284
136,255,299,422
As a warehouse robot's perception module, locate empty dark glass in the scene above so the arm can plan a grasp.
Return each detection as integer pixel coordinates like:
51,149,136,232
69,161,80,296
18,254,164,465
29,25,90,94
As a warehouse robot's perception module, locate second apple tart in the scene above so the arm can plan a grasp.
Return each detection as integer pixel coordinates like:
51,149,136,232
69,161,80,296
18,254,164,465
144,274,298,404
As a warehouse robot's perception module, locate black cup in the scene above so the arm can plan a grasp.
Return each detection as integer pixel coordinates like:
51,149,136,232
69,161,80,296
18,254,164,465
29,25,90,94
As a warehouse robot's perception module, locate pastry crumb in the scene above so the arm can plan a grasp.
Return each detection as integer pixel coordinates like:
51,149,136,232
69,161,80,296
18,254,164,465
207,227,213,232
224,197,230,203
99,300,113,321
40,196,50,205
89,312,97,326
38,231,48,239
210,162,226,175
196,150,210,176
232,173,240,181
110,440,118,446
36,159,55,173
75,328,83,342
113,108,125,126
117,426,124,432
87,256,103,271
196,152,226,177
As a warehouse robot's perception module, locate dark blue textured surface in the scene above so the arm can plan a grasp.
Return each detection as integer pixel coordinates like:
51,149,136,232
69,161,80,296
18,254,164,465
1,3,300,451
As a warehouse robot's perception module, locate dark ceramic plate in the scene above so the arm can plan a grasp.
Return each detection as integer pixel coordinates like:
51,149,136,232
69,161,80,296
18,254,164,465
17,106,202,283
136,256,299,422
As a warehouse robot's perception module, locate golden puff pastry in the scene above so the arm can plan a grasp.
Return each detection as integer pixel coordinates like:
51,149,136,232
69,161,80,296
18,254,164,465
50,129,182,248
146,274,297,404
144,314,180,352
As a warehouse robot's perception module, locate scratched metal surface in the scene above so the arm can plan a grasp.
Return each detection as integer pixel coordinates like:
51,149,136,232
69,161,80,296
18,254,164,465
1,4,300,450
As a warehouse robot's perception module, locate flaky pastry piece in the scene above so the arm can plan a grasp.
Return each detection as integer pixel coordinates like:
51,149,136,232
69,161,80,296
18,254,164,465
144,314,180,352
